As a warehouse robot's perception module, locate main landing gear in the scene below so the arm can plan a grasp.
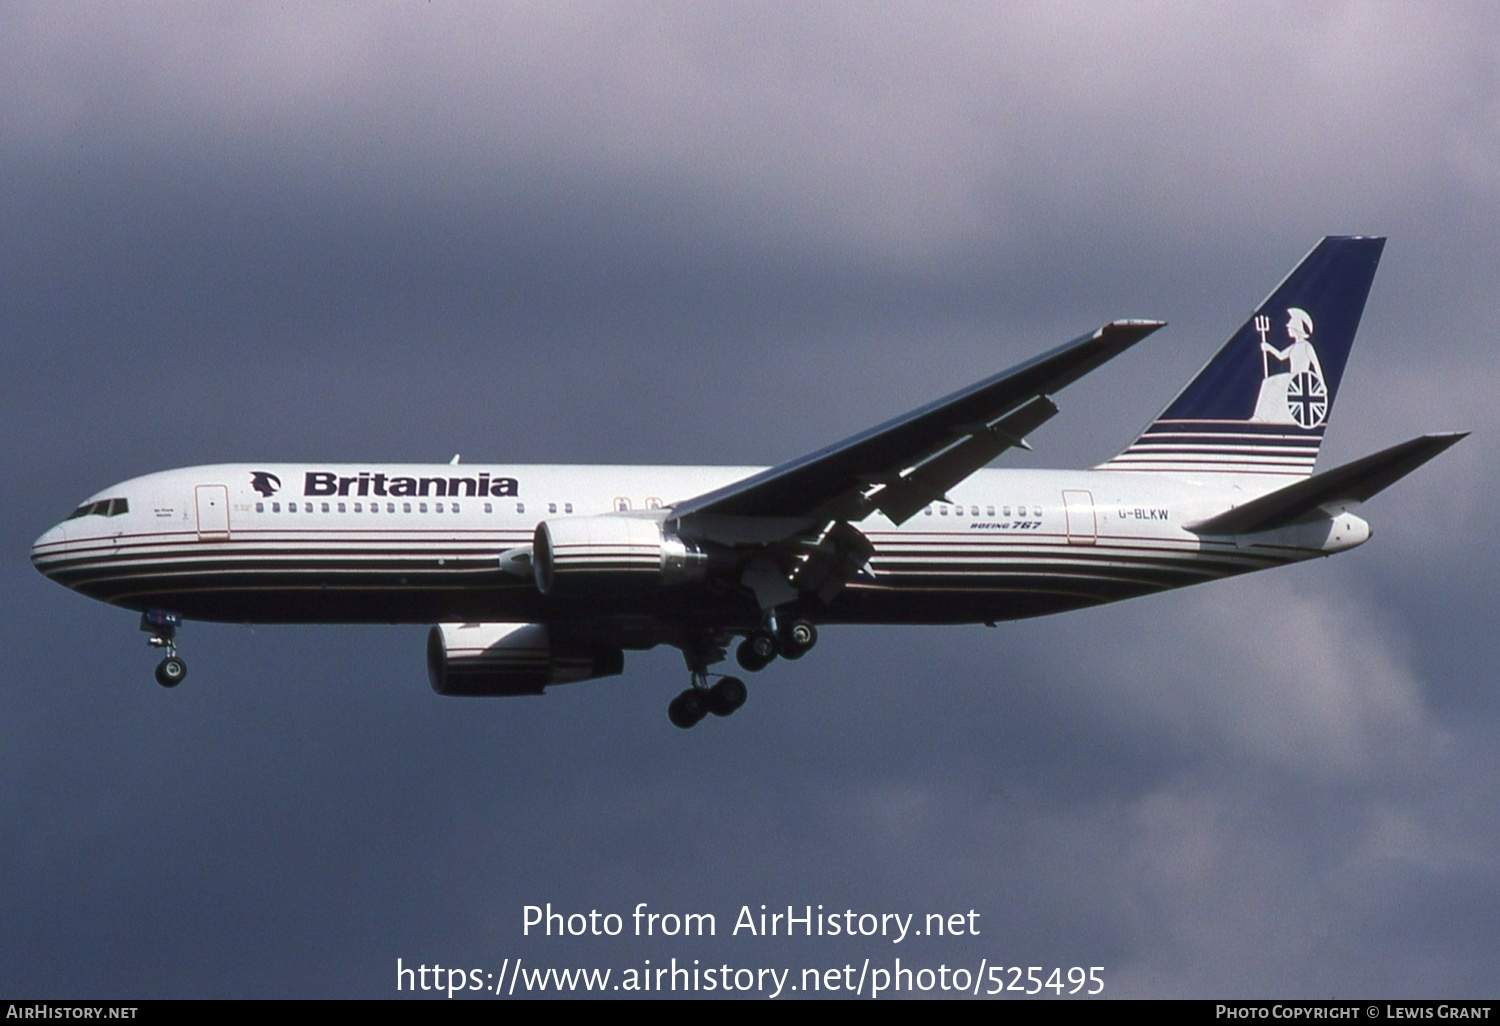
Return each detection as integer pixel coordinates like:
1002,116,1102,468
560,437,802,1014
668,633,749,729
667,616,818,729
667,675,748,729
734,617,817,672
141,610,187,688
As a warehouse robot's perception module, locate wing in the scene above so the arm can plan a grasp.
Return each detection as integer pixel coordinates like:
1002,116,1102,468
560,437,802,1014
670,320,1165,540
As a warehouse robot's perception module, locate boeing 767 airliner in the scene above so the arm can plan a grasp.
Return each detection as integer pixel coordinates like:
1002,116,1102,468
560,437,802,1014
31,237,1463,727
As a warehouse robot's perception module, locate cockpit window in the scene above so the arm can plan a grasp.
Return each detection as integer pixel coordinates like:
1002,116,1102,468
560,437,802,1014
66,498,129,519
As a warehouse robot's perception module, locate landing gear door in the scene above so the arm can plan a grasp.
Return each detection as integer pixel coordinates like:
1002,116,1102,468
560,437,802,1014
1062,489,1096,546
195,484,230,540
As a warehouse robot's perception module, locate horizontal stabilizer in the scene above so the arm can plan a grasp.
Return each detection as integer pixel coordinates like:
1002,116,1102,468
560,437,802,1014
1187,432,1467,535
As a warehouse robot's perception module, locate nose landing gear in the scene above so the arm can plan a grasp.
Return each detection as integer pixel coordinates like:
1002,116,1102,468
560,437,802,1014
141,611,187,688
154,656,187,688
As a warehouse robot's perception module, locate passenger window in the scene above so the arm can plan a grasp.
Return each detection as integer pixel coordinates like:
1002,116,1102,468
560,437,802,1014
516,502,525,514
484,502,493,514
321,502,330,513
986,506,994,517
370,503,378,513
255,502,264,513
548,503,557,514
337,502,346,513
401,503,410,513
419,503,428,513
354,502,363,512
387,503,395,513
971,505,979,517
564,502,573,514
272,502,281,512
939,506,948,516
924,506,932,516
451,503,460,513
1003,506,1011,517
1032,505,1042,517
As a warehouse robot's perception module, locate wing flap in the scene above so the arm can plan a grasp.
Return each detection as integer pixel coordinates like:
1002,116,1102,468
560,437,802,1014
871,394,1059,524
1187,432,1467,535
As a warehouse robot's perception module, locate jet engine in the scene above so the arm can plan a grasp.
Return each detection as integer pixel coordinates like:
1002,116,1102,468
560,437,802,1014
427,622,624,697
532,515,706,596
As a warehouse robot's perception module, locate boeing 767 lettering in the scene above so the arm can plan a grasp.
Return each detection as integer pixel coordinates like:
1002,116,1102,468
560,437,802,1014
32,237,1464,727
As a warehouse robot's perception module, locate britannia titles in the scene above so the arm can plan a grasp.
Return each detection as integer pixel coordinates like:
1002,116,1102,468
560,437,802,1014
303,471,518,498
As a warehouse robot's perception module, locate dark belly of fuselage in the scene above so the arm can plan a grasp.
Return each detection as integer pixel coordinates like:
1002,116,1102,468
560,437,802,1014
44,527,1258,632
66,566,1146,629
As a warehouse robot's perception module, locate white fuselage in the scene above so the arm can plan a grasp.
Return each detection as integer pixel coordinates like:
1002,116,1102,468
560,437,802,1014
30,462,1369,632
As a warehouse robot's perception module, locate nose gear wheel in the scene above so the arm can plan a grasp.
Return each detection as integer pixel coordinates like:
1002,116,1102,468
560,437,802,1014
141,611,188,689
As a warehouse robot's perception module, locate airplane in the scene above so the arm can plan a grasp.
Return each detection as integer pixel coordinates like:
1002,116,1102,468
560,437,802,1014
31,236,1464,728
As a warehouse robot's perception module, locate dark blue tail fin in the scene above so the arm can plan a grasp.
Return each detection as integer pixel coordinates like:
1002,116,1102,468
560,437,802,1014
1101,236,1384,479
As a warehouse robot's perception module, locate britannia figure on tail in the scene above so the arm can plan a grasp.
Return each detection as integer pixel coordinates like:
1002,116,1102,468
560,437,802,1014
1253,307,1327,428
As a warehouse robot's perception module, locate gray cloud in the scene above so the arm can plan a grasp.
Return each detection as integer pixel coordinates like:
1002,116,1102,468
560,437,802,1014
3,0,1496,999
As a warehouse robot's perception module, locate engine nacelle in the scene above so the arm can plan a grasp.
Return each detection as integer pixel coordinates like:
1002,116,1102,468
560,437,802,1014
427,622,624,697
532,515,706,596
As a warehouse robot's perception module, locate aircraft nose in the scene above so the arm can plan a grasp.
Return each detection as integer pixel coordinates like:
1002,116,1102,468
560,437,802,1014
31,522,69,580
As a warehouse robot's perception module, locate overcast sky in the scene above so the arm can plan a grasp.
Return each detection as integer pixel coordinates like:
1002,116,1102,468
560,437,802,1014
4,2,1498,999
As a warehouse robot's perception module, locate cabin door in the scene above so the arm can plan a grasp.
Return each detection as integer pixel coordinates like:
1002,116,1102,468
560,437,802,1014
1062,489,1096,545
195,484,230,540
